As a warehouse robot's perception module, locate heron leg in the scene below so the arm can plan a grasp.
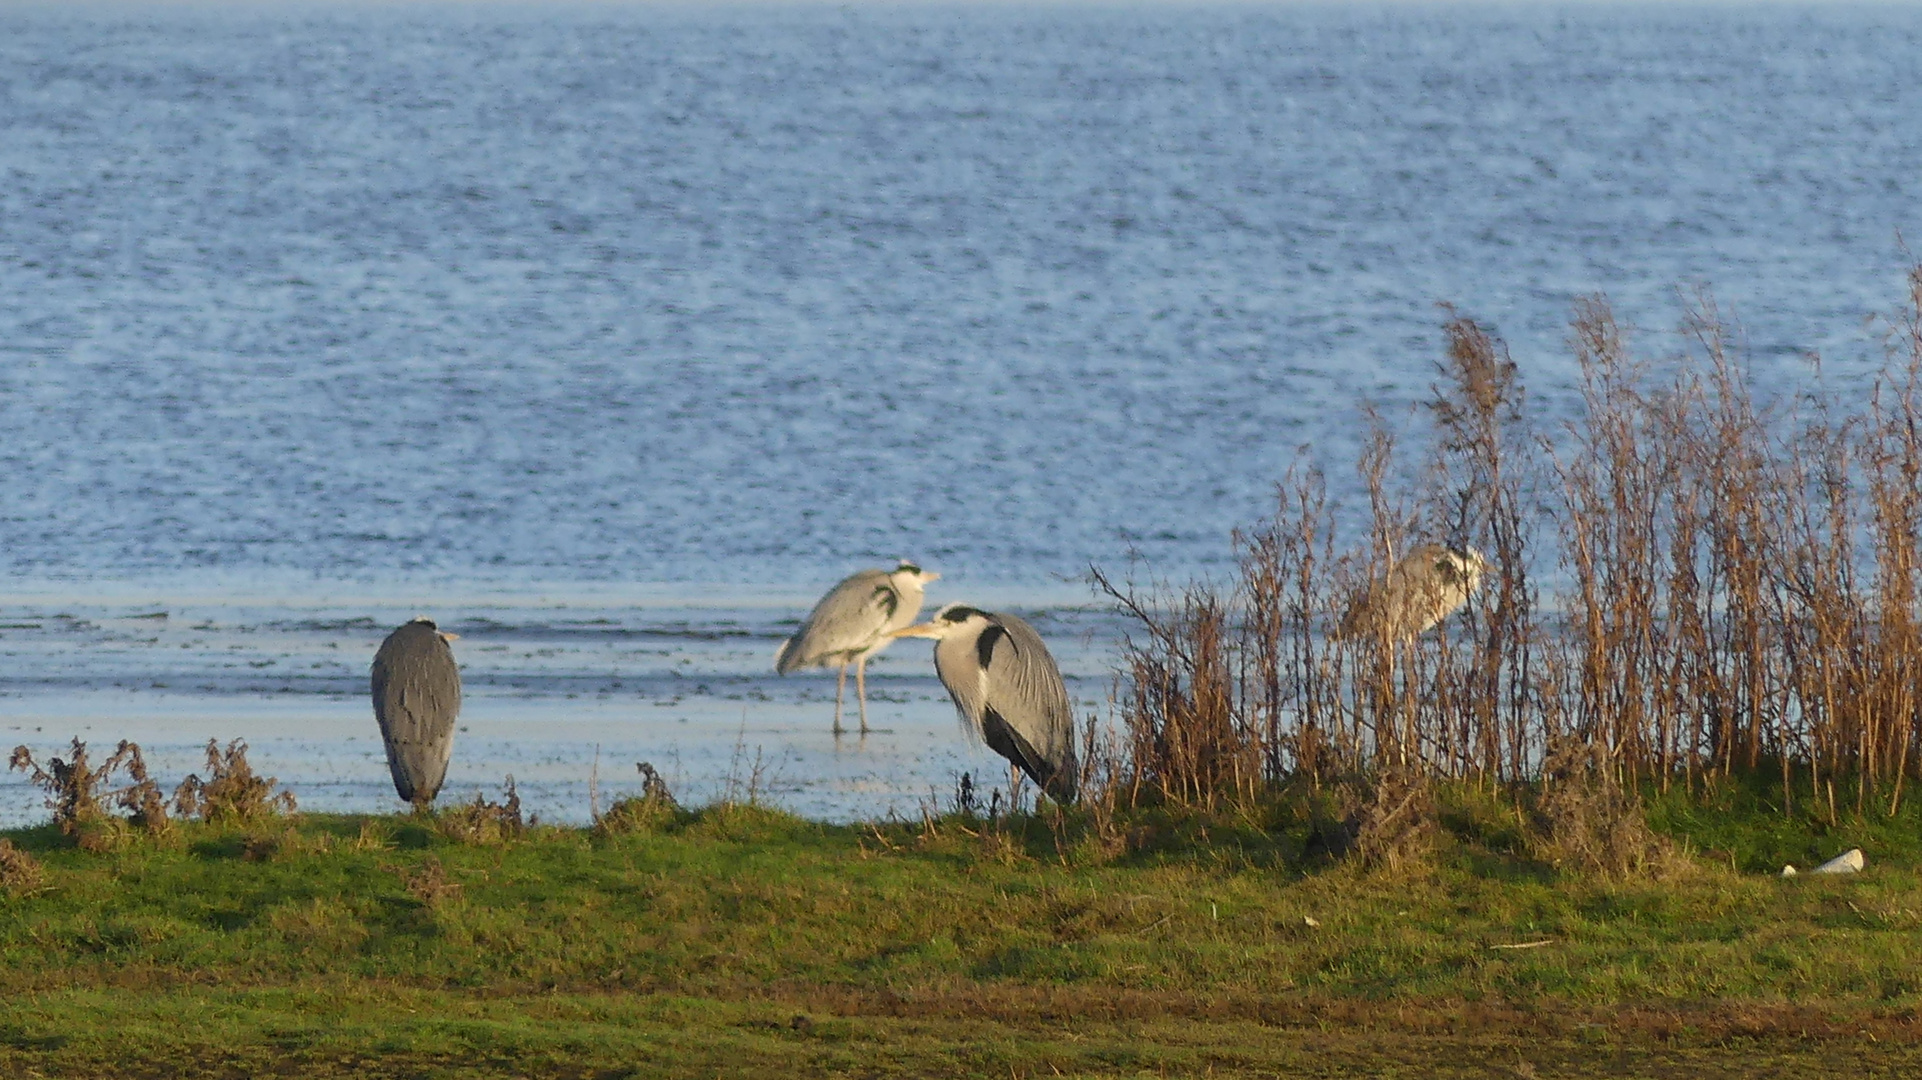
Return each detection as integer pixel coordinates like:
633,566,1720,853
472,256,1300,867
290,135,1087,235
832,662,848,735
855,655,870,734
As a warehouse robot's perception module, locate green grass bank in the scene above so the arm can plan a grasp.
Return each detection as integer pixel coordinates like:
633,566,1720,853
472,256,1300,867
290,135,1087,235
4,790,1922,1078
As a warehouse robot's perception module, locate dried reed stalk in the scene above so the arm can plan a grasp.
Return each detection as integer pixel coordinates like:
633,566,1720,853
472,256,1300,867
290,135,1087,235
1100,276,1922,825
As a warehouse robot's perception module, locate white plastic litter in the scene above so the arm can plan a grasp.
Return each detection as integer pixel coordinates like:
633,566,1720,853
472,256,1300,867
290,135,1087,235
1810,848,1864,874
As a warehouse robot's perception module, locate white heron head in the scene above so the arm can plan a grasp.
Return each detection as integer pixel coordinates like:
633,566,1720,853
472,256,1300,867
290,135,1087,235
890,559,941,590
1439,546,1487,590
408,615,459,642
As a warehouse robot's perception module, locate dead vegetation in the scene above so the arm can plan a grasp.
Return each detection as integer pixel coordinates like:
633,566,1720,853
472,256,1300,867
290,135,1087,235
594,762,685,837
438,776,524,845
1528,738,1681,879
7,736,301,854
394,856,462,907
9,739,171,850
0,838,43,896
1096,273,1922,871
173,739,297,824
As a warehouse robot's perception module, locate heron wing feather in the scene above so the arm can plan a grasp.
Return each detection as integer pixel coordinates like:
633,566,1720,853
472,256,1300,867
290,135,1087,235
776,569,903,672
371,625,461,803
978,614,1078,797
980,705,1054,790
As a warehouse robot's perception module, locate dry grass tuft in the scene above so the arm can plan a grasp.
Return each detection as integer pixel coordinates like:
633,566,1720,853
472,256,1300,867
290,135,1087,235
397,856,462,907
0,838,45,896
439,776,524,845
595,762,684,837
1529,739,1680,880
1349,768,1438,872
173,739,297,824
111,741,173,839
349,820,396,852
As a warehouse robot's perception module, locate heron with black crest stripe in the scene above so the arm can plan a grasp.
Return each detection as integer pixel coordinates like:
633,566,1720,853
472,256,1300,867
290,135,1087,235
1336,543,1486,644
776,560,940,734
888,603,1078,803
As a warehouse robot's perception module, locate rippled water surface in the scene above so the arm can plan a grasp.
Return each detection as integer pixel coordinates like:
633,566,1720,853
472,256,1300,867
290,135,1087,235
3,3,1921,822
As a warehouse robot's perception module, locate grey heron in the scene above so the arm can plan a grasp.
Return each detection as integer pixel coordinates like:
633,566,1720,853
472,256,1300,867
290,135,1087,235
1337,543,1486,643
776,560,940,733
371,617,462,809
890,603,1079,803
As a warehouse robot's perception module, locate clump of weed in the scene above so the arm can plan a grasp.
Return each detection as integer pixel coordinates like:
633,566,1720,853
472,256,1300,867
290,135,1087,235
1349,768,1438,872
1300,780,1363,863
350,820,396,852
237,827,329,863
269,896,369,951
595,762,684,837
10,739,170,850
0,838,45,896
975,819,1038,867
396,856,461,908
1529,737,1679,880
1065,720,1134,863
173,739,296,824
112,742,173,839
439,777,524,845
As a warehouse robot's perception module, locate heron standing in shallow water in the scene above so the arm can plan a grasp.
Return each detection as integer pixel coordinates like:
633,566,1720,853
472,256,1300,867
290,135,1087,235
776,560,940,734
371,617,462,809
1337,543,1487,643
890,603,1078,803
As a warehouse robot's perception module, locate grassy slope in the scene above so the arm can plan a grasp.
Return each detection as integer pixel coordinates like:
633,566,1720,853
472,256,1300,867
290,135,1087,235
4,796,1922,1078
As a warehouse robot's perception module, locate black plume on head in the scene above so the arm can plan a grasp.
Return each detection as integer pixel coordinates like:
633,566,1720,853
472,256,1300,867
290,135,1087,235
939,605,985,623
897,560,923,574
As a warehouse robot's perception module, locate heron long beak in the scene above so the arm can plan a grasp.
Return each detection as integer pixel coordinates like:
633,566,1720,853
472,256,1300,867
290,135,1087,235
924,571,942,582
438,631,460,642
888,622,941,640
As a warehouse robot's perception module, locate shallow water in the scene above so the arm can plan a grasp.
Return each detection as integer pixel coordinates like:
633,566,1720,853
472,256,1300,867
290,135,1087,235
2,3,1921,823
0,581,1125,824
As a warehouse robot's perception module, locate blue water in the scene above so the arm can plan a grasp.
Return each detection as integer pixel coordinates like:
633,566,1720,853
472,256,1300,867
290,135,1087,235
2,3,1921,822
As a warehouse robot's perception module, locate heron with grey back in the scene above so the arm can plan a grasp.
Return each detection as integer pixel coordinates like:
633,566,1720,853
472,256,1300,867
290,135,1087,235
889,603,1079,803
1337,543,1487,643
371,617,462,810
776,560,940,733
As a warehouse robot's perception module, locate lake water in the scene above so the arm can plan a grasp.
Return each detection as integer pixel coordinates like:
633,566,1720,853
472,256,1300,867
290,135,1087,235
3,2,1921,823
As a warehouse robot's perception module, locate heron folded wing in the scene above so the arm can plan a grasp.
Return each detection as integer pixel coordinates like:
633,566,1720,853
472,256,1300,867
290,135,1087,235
981,705,1058,791
779,569,897,671
980,614,1077,793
